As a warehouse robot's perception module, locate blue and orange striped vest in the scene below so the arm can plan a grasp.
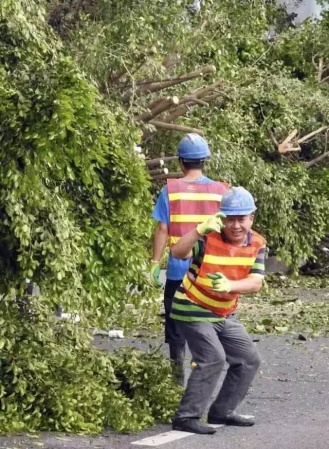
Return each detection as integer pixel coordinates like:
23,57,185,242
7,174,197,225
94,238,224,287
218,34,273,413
182,231,266,317
167,179,229,245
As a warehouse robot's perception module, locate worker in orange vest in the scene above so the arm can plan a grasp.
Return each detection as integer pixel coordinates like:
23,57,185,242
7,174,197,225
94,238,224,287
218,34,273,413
150,133,228,385
170,187,266,434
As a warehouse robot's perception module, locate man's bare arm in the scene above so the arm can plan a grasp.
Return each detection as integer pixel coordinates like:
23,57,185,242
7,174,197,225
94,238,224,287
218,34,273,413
152,222,168,261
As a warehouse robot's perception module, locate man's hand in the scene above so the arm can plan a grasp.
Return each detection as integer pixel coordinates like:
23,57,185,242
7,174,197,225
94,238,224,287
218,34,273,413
196,213,226,236
149,261,163,288
207,272,231,293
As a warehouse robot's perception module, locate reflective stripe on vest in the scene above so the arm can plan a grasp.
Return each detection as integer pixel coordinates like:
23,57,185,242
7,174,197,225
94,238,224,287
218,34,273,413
183,231,266,317
167,179,229,245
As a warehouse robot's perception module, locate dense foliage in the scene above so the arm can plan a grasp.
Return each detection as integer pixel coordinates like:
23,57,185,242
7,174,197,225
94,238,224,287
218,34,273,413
1,0,329,435
0,0,155,323
0,0,178,433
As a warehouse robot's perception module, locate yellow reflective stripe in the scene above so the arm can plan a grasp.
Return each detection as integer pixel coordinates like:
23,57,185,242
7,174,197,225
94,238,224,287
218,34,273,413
170,237,201,247
195,277,212,287
197,273,263,286
171,214,212,223
183,277,236,309
170,236,181,244
203,255,255,266
169,192,222,201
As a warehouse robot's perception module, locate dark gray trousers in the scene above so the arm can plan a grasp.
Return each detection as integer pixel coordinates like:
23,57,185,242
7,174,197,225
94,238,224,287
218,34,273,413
174,316,261,420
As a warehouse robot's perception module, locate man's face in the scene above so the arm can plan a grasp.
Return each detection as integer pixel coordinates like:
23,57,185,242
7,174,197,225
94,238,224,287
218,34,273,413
222,214,254,245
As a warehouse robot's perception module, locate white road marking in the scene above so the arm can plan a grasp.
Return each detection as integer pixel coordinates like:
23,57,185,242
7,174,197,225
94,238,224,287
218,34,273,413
131,425,222,447
131,431,194,446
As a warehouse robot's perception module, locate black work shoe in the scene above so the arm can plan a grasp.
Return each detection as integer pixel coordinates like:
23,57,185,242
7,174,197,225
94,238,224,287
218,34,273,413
172,418,217,434
208,413,255,427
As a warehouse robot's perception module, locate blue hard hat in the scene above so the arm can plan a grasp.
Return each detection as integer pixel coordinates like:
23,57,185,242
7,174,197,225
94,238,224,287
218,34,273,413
177,133,211,160
220,187,257,215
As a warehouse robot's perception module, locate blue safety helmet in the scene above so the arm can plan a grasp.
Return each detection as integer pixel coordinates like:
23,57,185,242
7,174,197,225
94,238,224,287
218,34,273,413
220,187,257,215
177,133,211,160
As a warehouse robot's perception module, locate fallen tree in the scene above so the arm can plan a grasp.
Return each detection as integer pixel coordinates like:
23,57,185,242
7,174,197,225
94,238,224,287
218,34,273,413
45,0,329,266
0,0,180,433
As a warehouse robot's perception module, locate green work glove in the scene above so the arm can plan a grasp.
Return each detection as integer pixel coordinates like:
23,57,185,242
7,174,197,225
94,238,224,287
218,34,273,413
207,272,232,293
196,213,226,236
149,261,163,288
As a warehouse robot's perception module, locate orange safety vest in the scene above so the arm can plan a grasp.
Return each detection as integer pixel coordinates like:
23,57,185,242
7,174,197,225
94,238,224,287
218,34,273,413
167,179,229,245
182,231,266,317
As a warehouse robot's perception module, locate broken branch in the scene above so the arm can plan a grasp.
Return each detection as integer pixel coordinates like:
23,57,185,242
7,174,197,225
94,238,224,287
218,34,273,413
278,129,300,154
306,151,329,169
296,126,328,144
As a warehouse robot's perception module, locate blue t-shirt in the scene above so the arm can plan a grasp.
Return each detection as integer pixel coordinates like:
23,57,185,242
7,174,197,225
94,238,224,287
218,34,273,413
152,176,215,280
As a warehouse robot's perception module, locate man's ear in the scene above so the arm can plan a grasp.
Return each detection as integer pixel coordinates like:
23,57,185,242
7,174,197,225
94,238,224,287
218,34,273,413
249,213,255,223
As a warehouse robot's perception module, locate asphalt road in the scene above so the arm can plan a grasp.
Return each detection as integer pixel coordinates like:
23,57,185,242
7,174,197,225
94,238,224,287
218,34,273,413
0,334,328,449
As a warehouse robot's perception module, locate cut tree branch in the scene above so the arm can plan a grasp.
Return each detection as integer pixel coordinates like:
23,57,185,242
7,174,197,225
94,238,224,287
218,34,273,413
148,120,204,136
145,156,178,168
122,65,215,103
277,126,328,154
152,172,184,181
148,167,169,176
161,105,190,123
278,129,300,153
145,158,165,168
140,79,227,129
190,79,226,98
161,156,178,163
135,96,180,122
140,79,228,139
